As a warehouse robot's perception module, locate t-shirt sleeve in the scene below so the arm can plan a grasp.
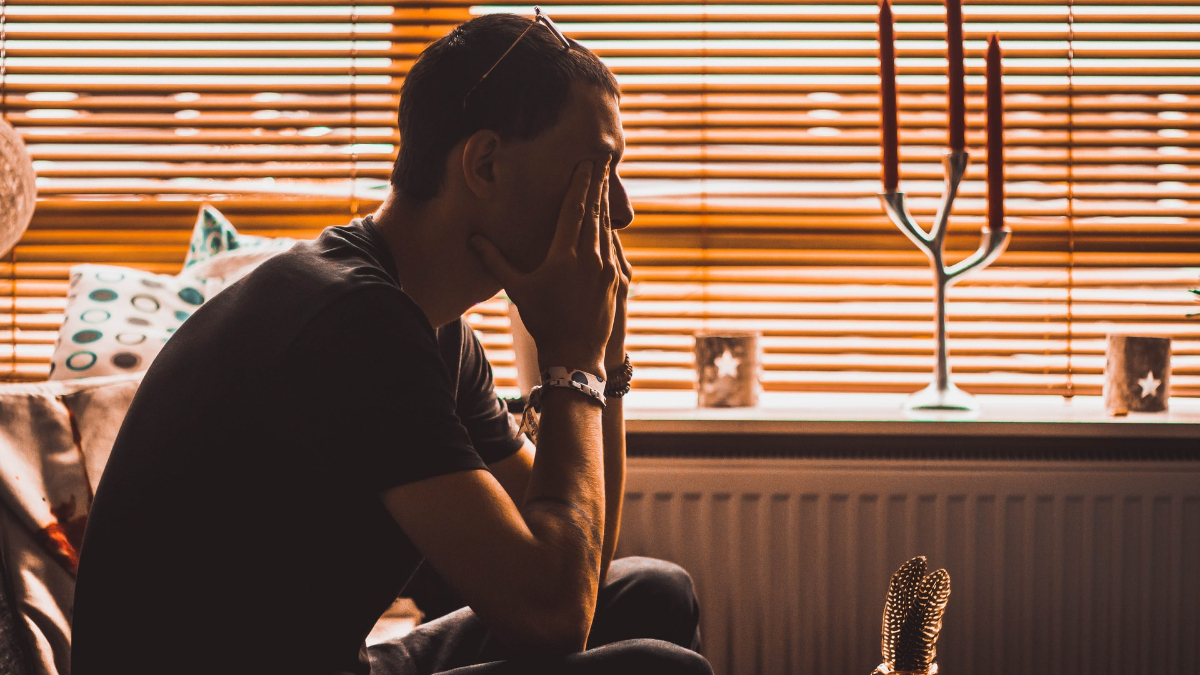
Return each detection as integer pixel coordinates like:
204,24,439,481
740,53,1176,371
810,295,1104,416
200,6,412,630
285,285,487,494
452,320,526,465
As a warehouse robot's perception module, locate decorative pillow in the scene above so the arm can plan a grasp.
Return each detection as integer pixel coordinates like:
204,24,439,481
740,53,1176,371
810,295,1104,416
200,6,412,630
47,265,205,380
183,204,295,271
182,246,293,299
48,207,296,381
180,204,297,298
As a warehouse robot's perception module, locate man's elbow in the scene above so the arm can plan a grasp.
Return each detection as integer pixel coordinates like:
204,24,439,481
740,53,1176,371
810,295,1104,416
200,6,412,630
532,618,592,657
494,604,593,657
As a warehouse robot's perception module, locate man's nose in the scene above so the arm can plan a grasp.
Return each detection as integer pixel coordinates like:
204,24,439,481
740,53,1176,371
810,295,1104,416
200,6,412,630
609,173,635,230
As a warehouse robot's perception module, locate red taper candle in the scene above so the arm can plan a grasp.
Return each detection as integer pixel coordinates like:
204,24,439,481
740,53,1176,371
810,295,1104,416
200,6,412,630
945,0,966,151
878,0,900,191
986,34,1004,231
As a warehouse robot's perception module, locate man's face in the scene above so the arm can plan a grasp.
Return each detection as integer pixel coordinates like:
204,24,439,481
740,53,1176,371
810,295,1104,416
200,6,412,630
487,82,632,273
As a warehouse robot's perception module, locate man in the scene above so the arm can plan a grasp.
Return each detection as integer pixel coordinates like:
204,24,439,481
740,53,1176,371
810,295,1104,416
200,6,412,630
72,12,711,675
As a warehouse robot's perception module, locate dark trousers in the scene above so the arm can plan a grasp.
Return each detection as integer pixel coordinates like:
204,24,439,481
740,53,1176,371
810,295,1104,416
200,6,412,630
367,557,711,675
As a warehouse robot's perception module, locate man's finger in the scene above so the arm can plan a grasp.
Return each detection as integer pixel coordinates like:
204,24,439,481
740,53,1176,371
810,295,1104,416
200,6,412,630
549,161,593,256
577,164,607,258
613,231,633,281
598,174,613,266
469,235,523,290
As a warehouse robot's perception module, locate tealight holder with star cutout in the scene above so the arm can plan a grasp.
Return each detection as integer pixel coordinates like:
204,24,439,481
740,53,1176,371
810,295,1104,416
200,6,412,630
695,331,760,408
1104,334,1171,414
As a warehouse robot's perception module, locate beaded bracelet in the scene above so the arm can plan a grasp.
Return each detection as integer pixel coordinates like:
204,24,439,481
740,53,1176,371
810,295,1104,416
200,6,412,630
604,353,633,398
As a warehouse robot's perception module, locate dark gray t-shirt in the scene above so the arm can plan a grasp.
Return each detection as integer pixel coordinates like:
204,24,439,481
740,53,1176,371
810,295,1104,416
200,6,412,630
73,217,522,675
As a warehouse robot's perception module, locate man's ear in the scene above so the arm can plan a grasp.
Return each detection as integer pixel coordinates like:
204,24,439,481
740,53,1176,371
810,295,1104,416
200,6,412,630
461,130,501,198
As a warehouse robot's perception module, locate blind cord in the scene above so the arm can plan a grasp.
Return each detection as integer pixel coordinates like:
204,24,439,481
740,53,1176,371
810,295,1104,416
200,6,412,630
700,0,709,334
349,0,360,217
1065,0,1076,399
1,0,14,381
0,0,6,114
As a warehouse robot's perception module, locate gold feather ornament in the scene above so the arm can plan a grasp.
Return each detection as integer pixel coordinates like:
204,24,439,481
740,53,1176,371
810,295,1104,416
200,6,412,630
872,556,952,675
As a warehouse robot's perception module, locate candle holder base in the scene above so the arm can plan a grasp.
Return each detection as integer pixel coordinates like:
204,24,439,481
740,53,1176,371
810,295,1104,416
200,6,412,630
903,381,979,413
881,149,1010,415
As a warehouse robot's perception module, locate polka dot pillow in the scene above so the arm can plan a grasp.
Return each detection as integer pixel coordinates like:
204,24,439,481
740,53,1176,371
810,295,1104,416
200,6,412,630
181,205,296,298
49,265,207,380
184,204,295,271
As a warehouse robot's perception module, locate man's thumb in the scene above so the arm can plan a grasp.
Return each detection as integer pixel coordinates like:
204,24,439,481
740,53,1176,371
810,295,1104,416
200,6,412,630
469,235,520,286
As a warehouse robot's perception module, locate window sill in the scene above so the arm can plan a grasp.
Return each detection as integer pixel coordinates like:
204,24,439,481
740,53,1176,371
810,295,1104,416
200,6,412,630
620,391,1200,440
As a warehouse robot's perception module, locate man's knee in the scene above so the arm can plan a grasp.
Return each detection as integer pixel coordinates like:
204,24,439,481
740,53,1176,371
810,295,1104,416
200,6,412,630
601,639,712,675
608,556,698,616
594,557,701,650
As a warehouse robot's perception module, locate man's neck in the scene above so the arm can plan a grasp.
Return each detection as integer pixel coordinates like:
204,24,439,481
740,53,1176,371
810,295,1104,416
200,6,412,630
369,191,498,328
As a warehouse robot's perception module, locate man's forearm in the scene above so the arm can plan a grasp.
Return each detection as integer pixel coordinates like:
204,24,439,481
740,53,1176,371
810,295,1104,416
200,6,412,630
598,396,625,585
518,387,607,649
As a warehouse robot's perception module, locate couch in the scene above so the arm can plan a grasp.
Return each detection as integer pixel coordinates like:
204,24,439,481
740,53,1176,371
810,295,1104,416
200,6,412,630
0,374,145,675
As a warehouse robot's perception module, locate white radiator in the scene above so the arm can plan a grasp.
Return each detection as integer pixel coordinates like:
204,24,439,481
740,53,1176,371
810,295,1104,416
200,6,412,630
616,457,1200,675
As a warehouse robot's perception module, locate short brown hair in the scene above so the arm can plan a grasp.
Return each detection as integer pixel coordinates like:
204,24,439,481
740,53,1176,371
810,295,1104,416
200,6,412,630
391,14,620,202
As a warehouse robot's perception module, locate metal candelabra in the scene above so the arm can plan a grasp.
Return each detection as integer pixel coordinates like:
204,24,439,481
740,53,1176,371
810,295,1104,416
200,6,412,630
880,149,1012,412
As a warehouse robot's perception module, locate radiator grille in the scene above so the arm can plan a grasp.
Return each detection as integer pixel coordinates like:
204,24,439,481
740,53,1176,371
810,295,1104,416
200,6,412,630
616,458,1200,675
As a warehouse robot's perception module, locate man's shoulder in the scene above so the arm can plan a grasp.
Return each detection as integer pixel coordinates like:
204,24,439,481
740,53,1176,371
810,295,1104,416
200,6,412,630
145,220,415,387
213,219,410,335
254,220,399,296
297,281,431,348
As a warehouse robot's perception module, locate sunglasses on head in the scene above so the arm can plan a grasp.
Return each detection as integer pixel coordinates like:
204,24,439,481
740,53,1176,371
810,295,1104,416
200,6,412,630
462,7,572,111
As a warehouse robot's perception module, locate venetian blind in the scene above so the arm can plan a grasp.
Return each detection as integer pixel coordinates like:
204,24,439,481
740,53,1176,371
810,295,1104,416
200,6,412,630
465,0,1200,397
0,0,468,379
2,1,1198,398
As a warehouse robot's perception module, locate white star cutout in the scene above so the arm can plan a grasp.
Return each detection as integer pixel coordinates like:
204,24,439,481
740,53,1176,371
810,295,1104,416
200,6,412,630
713,349,741,378
1137,370,1161,399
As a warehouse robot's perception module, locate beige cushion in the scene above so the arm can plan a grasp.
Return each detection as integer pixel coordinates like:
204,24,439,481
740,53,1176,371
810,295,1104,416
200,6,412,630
0,503,74,675
58,378,143,495
0,374,143,675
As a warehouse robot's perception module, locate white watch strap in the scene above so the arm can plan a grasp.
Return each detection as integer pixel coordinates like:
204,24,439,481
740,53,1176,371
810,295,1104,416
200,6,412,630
520,367,607,444
539,366,606,408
